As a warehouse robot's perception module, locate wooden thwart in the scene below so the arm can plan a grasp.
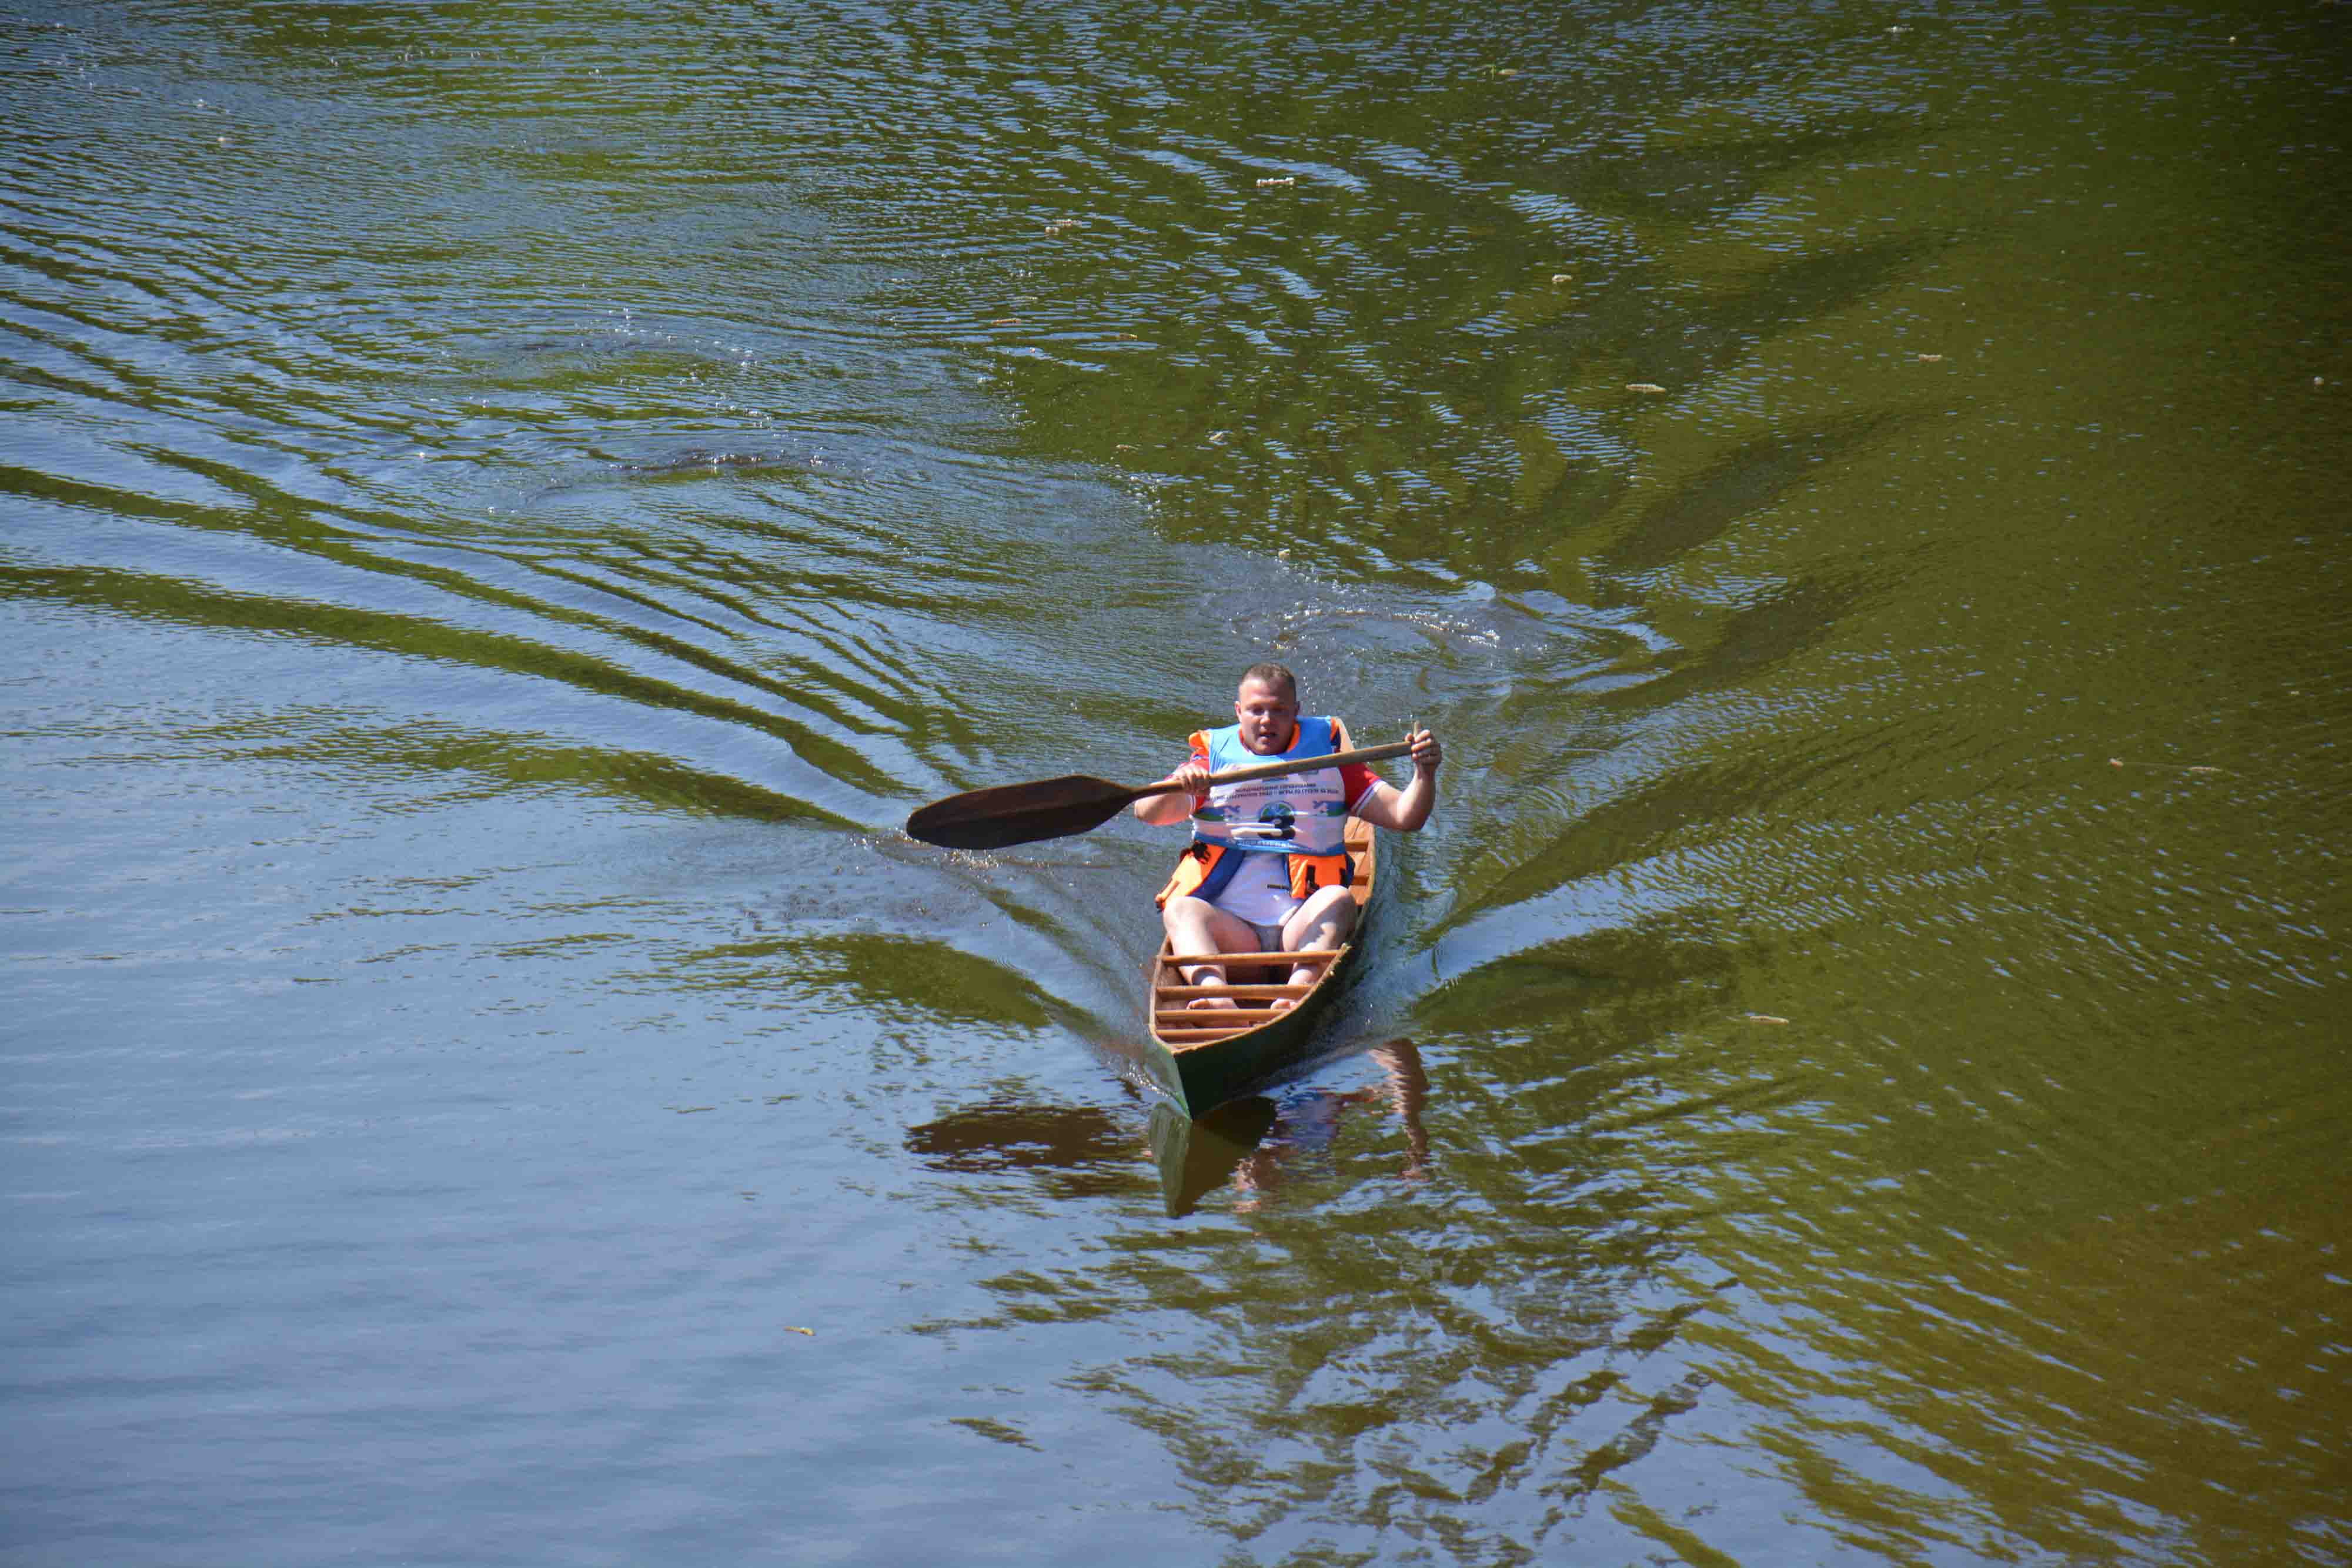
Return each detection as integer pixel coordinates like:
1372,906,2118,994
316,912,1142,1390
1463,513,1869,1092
1154,1011,1268,1022
1153,943,1343,1049
1161,949,1343,965
1155,982,1311,999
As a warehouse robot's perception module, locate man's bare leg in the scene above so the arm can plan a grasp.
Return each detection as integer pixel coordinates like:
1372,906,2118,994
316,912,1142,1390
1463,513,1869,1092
1162,895,1261,1009
1274,886,1358,1009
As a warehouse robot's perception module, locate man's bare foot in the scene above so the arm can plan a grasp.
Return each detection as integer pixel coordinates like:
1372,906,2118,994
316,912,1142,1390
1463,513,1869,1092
1185,968,1238,1009
1272,962,1322,1011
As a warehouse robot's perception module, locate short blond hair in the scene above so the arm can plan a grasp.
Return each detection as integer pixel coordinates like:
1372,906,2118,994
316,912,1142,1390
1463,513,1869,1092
1239,661,1297,701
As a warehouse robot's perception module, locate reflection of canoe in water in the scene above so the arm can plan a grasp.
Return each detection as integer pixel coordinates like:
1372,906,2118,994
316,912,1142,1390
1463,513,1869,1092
1147,1038,1432,1213
1147,1096,1278,1215
1143,812,1377,1117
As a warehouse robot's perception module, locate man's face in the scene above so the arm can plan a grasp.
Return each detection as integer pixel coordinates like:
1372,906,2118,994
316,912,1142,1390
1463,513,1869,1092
1233,678,1299,755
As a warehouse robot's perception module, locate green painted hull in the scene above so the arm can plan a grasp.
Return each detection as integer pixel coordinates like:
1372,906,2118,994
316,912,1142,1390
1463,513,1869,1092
1141,943,1358,1115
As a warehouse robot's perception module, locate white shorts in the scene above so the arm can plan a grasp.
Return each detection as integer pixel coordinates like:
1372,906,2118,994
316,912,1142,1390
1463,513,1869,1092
1207,851,1305,933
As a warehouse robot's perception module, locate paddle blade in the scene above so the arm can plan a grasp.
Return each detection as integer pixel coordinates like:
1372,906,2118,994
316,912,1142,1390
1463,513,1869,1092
904,773,1140,851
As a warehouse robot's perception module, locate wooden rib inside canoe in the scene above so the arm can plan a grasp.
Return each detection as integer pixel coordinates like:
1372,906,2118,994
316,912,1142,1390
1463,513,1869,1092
1142,729,1381,1113
1162,950,1347,964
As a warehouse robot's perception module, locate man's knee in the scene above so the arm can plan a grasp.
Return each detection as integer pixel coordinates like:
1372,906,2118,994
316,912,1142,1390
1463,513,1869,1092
1163,894,1213,927
1306,886,1355,919
1287,888,1356,945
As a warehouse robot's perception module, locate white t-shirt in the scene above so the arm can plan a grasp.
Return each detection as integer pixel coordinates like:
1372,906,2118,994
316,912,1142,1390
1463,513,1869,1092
1179,738,1377,931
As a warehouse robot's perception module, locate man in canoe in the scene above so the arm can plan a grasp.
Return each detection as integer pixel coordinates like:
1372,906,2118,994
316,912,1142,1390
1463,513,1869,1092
1133,663,1441,1009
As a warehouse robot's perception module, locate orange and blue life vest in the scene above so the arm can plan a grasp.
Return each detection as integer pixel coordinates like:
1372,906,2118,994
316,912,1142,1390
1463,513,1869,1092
1155,716,1353,909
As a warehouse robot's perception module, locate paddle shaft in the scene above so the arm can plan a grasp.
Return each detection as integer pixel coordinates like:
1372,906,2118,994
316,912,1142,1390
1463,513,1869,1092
903,734,1425,850
1125,738,1416,804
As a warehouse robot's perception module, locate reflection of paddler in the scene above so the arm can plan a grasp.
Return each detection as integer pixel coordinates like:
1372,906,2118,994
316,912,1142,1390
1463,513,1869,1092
1147,1039,1432,1216
1232,1039,1431,1210
1133,663,1441,1010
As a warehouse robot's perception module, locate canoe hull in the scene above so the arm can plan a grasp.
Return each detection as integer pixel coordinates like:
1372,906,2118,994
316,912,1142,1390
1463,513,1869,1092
1142,954,1352,1113
1144,781,1379,1118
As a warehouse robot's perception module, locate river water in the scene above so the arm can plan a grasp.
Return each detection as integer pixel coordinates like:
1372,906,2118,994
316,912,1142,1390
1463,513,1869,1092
4,2,2347,1563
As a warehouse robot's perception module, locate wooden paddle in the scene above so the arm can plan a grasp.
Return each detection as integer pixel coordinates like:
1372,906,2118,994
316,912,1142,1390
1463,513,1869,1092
905,740,1417,851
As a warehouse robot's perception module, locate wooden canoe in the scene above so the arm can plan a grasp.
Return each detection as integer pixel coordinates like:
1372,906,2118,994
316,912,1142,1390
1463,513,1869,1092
1142,797,1378,1118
